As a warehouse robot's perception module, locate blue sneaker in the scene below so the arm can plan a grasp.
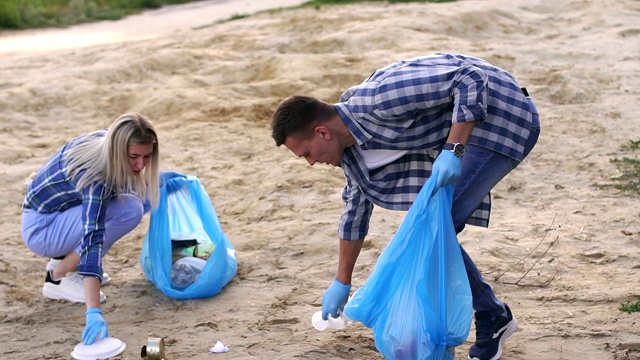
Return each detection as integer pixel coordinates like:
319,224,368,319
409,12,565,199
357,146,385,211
468,305,518,360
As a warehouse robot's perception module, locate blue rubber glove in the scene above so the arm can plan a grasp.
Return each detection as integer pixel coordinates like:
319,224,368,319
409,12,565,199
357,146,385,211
321,278,351,321
159,170,185,187
159,170,186,193
82,308,109,345
431,150,462,192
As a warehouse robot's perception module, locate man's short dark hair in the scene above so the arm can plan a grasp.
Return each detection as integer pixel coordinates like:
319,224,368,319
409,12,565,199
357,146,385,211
271,95,333,146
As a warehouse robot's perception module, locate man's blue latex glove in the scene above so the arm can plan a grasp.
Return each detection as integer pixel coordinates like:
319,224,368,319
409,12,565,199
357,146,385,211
82,308,109,345
159,170,186,193
431,150,462,192
322,278,351,321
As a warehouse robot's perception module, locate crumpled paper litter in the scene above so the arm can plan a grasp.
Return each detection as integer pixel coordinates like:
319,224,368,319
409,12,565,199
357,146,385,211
209,340,229,353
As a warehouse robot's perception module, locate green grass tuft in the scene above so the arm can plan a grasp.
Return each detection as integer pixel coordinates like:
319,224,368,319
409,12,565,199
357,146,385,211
0,0,194,30
594,139,640,195
300,0,455,9
302,0,455,4
609,156,640,193
228,13,251,21
1,0,457,30
620,299,640,314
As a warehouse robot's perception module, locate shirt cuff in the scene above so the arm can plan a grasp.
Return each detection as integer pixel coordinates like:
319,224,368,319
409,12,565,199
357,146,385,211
77,264,103,281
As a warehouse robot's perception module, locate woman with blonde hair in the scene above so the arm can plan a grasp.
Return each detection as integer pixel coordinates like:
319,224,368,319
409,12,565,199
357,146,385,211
21,112,161,345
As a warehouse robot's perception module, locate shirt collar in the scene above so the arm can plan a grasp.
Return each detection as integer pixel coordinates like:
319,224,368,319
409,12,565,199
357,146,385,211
333,103,371,146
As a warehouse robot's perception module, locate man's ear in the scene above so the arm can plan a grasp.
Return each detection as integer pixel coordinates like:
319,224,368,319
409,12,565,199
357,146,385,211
314,125,331,140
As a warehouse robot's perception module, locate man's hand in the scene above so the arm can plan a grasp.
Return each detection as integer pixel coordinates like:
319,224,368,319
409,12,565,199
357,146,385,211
82,308,109,345
322,278,351,321
432,150,462,191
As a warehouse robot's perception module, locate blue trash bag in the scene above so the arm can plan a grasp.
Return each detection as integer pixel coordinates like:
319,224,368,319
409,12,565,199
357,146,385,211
344,175,473,360
140,174,237,300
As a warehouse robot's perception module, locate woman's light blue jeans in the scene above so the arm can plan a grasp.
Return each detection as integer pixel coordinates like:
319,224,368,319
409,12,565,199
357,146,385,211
451,98,540,314
22,194,144,259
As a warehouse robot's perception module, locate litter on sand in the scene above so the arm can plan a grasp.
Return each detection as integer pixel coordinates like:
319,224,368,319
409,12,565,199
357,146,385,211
209,340,229,353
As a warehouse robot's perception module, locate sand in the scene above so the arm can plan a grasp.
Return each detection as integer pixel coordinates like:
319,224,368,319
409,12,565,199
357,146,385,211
0,0,639,359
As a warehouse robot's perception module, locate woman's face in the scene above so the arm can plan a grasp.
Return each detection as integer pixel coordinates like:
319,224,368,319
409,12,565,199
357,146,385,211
128,143,154,174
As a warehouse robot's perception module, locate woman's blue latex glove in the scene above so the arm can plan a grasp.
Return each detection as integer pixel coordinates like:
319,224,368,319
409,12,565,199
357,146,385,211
82,308,109,345
159,170,186,193
431,150,462,191
322,278,351,321
159,170,186,187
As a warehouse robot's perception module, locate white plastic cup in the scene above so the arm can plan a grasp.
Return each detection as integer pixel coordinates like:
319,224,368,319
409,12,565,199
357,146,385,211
328,312,346,330
311,311,346,331
311,311,329,331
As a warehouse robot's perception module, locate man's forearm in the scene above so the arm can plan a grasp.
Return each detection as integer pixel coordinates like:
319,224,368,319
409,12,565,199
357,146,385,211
446,121,477,144
335,238,364,285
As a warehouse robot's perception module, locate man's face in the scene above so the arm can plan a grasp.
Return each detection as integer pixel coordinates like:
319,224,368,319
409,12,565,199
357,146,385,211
284,126,343,167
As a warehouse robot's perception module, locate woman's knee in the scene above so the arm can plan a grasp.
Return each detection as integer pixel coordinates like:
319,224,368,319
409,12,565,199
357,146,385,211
108,194,144,228
22,212,48,256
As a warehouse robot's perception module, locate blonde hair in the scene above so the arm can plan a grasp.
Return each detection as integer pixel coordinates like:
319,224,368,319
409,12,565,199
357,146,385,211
66,113,160,208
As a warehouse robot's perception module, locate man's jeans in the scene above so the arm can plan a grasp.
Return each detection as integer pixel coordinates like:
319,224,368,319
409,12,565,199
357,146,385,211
451,98,540,314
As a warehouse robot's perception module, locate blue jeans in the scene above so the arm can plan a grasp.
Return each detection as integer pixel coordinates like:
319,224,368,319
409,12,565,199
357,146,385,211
22,194,144,259
451,98,540,314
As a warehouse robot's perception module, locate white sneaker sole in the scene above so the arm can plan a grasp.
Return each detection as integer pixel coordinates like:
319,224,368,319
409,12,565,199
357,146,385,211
42,283,107,303
468,317,518,360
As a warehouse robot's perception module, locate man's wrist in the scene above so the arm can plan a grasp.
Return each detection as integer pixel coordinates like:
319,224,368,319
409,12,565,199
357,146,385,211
443,142,465,158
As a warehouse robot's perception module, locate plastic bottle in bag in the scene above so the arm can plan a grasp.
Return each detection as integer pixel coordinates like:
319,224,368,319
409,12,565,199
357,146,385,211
169,256,207,289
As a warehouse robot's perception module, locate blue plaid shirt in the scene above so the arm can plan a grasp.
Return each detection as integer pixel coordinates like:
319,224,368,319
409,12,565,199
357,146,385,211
23,131,113,279
335,53,537,240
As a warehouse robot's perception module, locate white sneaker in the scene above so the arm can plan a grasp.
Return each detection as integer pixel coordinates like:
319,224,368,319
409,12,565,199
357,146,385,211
100,272,111,286
46,258,111,286
42,271,107,303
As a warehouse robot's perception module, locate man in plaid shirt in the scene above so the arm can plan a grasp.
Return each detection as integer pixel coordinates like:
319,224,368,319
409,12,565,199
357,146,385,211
271,53,540,360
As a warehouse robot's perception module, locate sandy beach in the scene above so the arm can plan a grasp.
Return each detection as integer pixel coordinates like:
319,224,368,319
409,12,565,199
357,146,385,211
1,0,639,359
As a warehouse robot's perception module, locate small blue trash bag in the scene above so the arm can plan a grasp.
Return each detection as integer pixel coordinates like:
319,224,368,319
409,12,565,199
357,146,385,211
344,175,473,360
140,174,237,300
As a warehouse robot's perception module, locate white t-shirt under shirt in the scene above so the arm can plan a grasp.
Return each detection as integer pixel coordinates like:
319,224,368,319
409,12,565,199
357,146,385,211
354,145,408,170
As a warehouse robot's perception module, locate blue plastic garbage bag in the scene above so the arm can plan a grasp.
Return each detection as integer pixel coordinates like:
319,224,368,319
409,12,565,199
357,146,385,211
344,175,473,360
140,174,237,300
